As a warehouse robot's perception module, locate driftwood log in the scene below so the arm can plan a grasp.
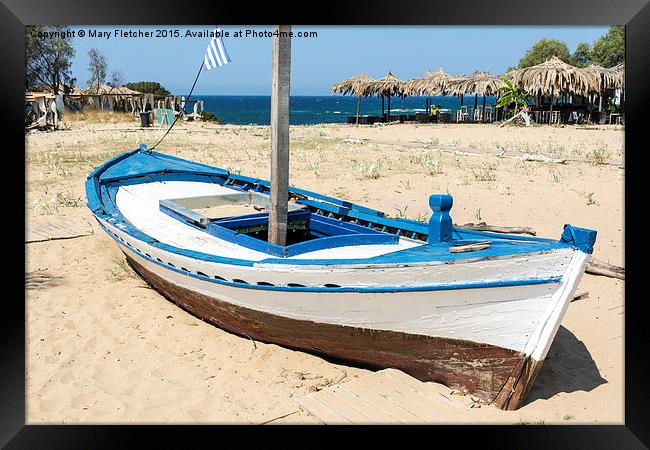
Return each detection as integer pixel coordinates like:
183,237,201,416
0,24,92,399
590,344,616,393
456,222,624,280
456,222,537,236
497,110,531,128
586,257,625,280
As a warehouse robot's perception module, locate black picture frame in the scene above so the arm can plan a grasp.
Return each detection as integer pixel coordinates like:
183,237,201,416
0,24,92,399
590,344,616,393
4,0,647,447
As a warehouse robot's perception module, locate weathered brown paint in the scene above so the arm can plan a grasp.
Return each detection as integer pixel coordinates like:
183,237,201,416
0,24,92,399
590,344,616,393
126,254,544,410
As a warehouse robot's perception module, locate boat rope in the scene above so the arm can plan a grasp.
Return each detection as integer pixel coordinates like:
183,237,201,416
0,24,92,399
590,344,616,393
149,60,205,151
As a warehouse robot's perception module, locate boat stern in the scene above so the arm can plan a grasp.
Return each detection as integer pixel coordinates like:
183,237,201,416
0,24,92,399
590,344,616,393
493,225,596,410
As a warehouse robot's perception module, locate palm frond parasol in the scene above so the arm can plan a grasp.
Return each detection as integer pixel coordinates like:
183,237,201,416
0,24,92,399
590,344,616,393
364,72,406,119
509,57,596,123
330,73,375,124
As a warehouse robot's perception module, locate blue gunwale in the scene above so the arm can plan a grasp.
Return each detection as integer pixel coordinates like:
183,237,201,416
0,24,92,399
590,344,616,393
86,148,581,268
100,219,562,293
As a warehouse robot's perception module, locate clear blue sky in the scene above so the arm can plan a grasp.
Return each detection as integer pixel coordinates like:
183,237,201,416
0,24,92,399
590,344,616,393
68,25,610,95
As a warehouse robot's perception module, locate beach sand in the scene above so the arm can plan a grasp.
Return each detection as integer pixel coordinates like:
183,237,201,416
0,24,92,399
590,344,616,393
25,118,624,424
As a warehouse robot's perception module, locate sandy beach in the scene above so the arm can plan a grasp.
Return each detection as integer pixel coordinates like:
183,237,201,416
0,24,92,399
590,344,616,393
25,117,624,424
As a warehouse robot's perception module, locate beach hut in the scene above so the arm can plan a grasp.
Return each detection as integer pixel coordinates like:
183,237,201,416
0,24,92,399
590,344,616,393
446,71,504,122
366,72,405,121
330,73,375,125
509,57,596,124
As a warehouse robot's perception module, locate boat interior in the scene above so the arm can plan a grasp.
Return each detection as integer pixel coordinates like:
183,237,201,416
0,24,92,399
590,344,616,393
89,150,580,264
160,190,400,257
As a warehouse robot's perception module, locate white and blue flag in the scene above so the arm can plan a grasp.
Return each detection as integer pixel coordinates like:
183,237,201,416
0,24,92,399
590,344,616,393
204,28,231,70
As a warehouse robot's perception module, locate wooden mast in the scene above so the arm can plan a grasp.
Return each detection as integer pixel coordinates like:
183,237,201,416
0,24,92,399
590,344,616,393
269,25,291,246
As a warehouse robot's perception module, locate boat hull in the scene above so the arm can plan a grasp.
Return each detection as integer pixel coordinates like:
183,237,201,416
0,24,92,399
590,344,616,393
120,241,587,410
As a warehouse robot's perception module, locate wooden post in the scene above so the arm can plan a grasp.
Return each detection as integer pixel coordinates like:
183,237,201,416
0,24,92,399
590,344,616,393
381,95,385,117
598,92,603,112
482,95,486,123
473,93,478,121
356,96,361,125
387,94,391,121
269,25,291,246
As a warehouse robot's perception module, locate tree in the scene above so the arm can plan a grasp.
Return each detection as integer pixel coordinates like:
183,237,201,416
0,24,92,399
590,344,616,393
496,76,531,112
123,81,171,96
25,25,76,94
518,38,570,68
108,70,124,88
87,48,107,93
591,26,624,68
570,42,592,68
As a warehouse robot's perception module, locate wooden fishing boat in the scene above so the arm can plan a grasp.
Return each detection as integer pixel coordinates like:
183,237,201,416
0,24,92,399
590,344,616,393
86,146,596,410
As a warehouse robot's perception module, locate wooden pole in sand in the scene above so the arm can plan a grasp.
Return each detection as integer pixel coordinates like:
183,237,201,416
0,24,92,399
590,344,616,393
482,95,486,123
356,95,361,125
387,94,391,121
269,25,291,246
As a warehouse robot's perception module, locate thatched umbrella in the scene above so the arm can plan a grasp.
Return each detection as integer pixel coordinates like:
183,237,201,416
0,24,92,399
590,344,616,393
366,72,405,120
403,69,451,112
402,76,438,113
330,73,375,125
446,71,504,122
611,63,624,89
584,64,623,112
509,57,595,123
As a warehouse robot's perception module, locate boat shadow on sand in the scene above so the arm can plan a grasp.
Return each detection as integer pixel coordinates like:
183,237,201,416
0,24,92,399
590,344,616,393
524,325,607,404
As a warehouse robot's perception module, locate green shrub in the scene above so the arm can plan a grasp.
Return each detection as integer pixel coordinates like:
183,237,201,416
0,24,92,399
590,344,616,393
123,81,171,96
201,111,223,123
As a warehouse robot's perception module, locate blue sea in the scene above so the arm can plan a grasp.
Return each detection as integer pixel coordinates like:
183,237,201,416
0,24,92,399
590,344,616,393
195,95,497,125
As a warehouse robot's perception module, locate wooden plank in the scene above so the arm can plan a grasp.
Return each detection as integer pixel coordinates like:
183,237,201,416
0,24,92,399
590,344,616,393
310,389,376,423
295,396,351,424
26,219,94,243
362,373,448,414
295,368,470,424
362,371,461,421
160,199,210,226
384,369,465,411
338,382,426,423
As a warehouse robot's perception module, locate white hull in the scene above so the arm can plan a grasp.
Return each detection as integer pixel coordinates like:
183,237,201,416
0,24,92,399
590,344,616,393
103,217,588,362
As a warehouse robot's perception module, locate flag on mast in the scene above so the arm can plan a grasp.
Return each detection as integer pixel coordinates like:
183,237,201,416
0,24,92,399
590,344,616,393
204,28,231,70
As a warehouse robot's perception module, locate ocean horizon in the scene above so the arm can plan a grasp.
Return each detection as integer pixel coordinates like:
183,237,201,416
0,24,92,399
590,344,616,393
191,95,498,125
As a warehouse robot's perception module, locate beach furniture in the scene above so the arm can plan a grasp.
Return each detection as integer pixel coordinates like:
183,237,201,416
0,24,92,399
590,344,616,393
456,106,470,123
483,106,494,123
609,113,622,125
415,113,430,123
87,148,596,410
